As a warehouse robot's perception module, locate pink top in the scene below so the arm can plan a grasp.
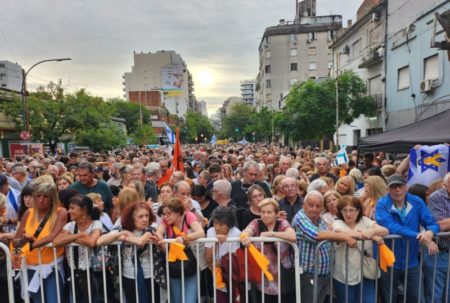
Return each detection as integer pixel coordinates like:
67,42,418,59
164,211,197,238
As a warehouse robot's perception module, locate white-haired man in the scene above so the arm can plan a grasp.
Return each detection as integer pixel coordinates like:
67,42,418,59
310,157,338,182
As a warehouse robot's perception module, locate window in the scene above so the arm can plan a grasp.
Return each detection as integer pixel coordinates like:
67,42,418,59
352,39,361,59
424,54,439,80
290,34,297,43
308,32,316,41
266,51,271,59
290,63,298,71
309,47,316,56
266,93,272,102
290,48,298,57
266,79,271,88
328,62,333,69
309,62,317,70
328,30,335,41
265,65,271,73
397,66,410,90
290,79,298,86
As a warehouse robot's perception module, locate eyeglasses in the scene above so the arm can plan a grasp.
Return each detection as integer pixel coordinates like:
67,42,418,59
162,210,173,217
341,208,358,214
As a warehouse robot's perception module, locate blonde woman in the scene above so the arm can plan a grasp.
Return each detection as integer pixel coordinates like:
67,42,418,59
363,176,387,219
335,176,356,196
322,190,341,228
112,187,140,229
13,182,67,303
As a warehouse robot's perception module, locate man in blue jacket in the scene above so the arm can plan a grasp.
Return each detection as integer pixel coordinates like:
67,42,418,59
376,174,439,303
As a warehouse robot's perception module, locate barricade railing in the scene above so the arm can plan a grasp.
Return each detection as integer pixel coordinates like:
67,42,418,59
0,241,15,303
310,231,450,303
0,237,301,303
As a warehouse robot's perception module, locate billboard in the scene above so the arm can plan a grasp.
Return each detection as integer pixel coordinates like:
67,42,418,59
161,66,183,97
9,143,44,159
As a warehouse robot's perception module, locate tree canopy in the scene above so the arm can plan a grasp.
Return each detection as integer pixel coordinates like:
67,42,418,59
183,111,214,143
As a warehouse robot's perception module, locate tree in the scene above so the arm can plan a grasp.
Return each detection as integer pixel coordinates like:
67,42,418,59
75,123,127,152
246,106,275,142
131,124,157,147
184,111,214,143
108,98,151,134
221,103,255,141
280,71,375,141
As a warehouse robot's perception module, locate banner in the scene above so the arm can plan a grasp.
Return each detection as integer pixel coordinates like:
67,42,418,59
210,134,217,145
164,123,175,144
408,144,450,187
334,146,349,166
161,66,183,96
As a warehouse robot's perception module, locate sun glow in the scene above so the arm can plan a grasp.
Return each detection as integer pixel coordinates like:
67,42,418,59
196,70,214,87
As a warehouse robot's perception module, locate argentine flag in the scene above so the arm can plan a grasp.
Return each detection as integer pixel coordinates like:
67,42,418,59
210,134,217,145
334,146,349,166
164,123,175,144
408,144,450,187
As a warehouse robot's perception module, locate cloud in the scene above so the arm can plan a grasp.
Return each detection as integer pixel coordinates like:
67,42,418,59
0,0,362,115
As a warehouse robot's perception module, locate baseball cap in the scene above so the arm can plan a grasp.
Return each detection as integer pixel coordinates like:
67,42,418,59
387,174,405,187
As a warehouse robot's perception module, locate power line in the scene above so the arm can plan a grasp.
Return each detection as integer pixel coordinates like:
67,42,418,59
0,26,17,62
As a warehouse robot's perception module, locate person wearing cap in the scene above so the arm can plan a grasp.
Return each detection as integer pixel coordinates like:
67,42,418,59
375,174,439,303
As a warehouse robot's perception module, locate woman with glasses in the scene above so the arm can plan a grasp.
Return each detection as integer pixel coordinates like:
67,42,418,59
239,184,266,230
332,196,388,303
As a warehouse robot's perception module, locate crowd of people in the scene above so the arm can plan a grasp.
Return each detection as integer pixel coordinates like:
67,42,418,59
0,144,448,303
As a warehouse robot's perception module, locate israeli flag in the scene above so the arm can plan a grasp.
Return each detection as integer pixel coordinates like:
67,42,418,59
210,134,217,145
164,123,175,144
408,144,450,187
334,146,349,166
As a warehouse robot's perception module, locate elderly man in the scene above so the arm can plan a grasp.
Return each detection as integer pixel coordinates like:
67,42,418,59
145,162,161,202
11,164,30,190
107,162,122,187
231,160,272,209
376,174,439,303
279,177,304,222
309,157,338,182
69,161,113,213
292,190,356,303
173,180,204,224
423,172,450,303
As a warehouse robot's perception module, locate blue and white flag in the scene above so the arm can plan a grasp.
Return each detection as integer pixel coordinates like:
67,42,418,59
408,144,450,187
164,123,175,144
334,146,349,166
210,134,217,145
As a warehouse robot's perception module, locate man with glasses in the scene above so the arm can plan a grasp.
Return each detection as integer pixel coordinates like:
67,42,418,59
376,174,439,303
230,160,272,209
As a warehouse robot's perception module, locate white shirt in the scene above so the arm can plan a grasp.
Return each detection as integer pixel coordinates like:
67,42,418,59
205,226,241,261
63,220,102,270
99,213,113,232
332,216,375,285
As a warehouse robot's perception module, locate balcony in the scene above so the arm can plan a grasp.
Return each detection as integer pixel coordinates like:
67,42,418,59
358,46,383,68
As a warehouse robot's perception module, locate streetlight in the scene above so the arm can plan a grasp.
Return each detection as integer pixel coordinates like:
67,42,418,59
22,58,72,132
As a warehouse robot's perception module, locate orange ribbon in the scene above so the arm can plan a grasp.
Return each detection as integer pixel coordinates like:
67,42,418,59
168,242,188,262
240,234,273,281
379,243,395,272
215,266,226,288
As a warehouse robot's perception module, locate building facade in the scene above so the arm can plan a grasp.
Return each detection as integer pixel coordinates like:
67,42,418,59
123,51,196,118
0,61,22,93
240,79,257,107
385,0,450,130
330,0,387,147
257,12,342,110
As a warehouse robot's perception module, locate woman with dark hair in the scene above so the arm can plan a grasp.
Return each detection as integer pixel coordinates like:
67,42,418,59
97,202,161,303
332,196,388,303
239,184,266,230
17,183,34,222
205,206,240,302
153,198,205,303
53,195,102,303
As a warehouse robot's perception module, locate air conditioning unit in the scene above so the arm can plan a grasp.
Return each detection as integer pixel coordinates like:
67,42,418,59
342,45,350,54
372,12,381,23
420,79,433,93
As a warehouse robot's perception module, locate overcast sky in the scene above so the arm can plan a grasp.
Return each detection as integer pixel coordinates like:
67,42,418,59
1,0,363,116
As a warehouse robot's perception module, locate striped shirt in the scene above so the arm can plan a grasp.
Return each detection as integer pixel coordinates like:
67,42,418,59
428,188,450,250
292,209,331,275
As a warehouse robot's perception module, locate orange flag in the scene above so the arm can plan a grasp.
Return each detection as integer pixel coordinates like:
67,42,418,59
172,127,184,173
379,243,395,272
240,234,273,281
168,242,188,262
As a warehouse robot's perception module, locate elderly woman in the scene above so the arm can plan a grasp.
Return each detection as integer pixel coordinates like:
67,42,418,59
205,206,241,302
241,198,296,303
322,190,341,228
240,184,266,230
271,175,286,202
53,195,102,303
332,196,388,303
97,202,161,303
56,175,74,191
335,176,356,196
153,198,205,303
13,182,67,303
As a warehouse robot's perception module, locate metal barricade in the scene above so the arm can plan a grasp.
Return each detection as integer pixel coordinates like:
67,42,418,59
0,241,15,303
309,232,450,303
4,237,301,303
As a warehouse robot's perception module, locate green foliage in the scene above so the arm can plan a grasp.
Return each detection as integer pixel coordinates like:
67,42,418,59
75,122,127,152
184,111,214,143
131,124,157,146
221,103,255,140
246,106,275,142
279,71,375,140
108,98,150,134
